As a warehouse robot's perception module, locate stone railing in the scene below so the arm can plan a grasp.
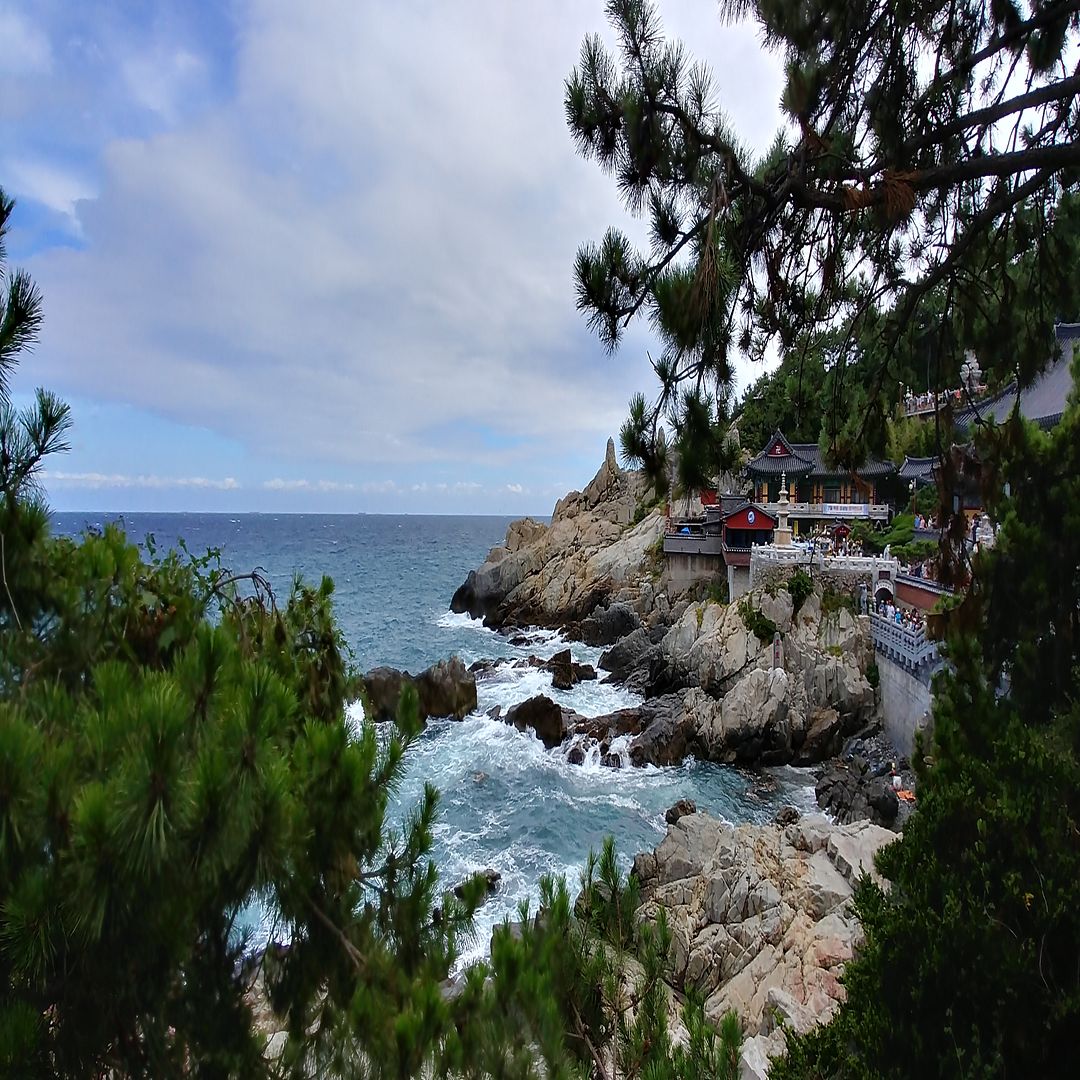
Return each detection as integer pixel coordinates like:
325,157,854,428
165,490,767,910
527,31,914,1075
870,612,943,676
750,546,899,592
762,501,890,521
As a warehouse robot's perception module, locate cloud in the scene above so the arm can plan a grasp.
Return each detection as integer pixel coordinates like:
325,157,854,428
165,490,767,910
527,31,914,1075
14,1,785,508
43,470,239,490
122,46,206,122
506,483,524,494
263,477,361,493
0,10,52,75
1,158,94,230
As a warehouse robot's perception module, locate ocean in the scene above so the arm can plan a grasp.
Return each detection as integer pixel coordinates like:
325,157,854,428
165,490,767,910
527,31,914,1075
51,511,815,961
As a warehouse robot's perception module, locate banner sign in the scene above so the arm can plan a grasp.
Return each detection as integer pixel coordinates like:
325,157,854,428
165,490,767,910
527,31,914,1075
822,503,870,517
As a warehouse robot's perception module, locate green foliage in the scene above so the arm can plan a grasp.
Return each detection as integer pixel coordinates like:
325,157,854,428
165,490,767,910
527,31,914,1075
891,539,938,564
0,191,72,508
819,588,856,616
479,837,742,1080
885,413,961,468
914,482,938,519
645,532,665,579
568,0,1080,475
785,569,813,614
737,598,777,643
631,494,659,526
866,661,879,690
858,513,916,555
707,576,729,606
774,382,1080,1077
736,351,827,451
620,392,670,501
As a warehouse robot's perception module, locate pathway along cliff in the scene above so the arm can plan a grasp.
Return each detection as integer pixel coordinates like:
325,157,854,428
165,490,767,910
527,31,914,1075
441,441,914,1076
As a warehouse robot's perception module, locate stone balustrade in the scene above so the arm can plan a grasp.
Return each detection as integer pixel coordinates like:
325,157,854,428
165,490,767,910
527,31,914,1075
869,612,943,677
750,545,899,578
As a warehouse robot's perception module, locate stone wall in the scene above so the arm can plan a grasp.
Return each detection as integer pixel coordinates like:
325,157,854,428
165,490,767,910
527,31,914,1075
877,656,933,755
663,551,725,592
750,549,898,601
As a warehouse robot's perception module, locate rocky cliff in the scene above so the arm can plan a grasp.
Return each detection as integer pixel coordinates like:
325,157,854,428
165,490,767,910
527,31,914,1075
654,587,876,766
634,810,896,1079
450,438,660,630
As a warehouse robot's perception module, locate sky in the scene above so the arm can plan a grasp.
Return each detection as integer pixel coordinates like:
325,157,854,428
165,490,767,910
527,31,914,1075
1,1,785,514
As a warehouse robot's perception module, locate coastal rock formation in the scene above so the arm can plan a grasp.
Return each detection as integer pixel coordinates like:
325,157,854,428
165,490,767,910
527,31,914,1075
578,600,642,646
504,695,566,748
620,586,876,766
544,648,597,690
450,439,659,628
816,757,900,827
633,812,896,1073
362,656,477,724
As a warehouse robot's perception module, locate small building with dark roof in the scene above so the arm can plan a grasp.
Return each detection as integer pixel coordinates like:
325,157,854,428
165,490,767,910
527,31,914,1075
662,499,776,595
898,456,939,488
744,431,895,526
956,321,1078,433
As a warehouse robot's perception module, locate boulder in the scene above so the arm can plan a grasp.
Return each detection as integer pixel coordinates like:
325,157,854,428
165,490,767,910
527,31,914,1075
504,695,566,748
361,666,412,723
629,694,698,766
690,669,792,765
598,627,657,685
544,648,597,690
362,657,476,725
453,868,502,901
816,757,900,828
665,799,697,825
580,601,642,647
415,656,477,721
570,707,643,743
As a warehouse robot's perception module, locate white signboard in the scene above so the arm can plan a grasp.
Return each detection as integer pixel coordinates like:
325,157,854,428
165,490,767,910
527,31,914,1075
823,503,870,518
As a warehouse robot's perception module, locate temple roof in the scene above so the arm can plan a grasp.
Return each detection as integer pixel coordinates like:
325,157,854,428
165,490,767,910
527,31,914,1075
746,430,895,479
720,499,777,524
957,322,1077,432
899,456,938,486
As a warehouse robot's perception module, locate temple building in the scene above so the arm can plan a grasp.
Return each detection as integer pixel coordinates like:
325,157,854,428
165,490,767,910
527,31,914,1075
744,431,895,529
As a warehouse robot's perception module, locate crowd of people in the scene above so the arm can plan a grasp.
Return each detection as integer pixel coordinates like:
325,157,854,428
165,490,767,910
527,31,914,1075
875,598,927,633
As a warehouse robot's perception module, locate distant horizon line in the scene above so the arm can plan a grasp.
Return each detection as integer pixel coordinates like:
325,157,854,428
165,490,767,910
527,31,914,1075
50,508,553,519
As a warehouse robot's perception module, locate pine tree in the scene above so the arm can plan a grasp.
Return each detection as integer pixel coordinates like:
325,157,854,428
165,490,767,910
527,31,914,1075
567,0,1080,466
1,187,742,1077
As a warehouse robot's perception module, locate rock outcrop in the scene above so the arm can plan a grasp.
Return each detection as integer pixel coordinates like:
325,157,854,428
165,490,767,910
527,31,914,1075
450,439,659,628
361,656,477,724
620,586,877,767
504,695,566,748
633,812,896,1076
544,648,597,690
816,757,900,827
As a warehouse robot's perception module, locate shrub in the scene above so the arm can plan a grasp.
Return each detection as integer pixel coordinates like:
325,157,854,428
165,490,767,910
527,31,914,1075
820,587,856,616
738,597,777,643
707,576,730,605
785,568,813,613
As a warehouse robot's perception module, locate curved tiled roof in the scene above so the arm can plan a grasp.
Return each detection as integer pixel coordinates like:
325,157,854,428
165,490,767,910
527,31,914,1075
957,322,1077,432
746,430,895,479
899,456,938,485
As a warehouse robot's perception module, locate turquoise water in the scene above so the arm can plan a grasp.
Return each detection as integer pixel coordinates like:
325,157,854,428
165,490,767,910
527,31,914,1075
52,512,816,959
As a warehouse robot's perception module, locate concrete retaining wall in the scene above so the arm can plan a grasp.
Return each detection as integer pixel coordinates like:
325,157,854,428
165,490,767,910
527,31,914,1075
664,551,724,591
878,657,933,756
